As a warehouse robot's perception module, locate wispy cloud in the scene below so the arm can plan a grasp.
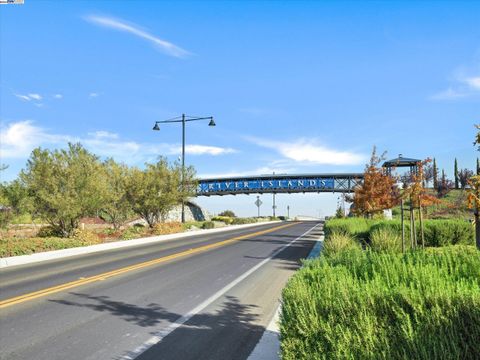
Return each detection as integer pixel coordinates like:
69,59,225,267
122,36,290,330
169,145,236,156
429,88,467,101
14,93,42,102
430,67,480,101
53,94,63,99
0,120,236,163
247,137,366,166
89,92,99,98
198,166,296,179
84,15,190,58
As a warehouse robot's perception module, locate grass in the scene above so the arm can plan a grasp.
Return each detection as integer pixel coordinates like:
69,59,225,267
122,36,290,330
281,245,480,359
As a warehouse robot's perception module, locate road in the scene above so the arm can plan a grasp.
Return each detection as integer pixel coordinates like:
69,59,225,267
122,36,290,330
0,221,322,360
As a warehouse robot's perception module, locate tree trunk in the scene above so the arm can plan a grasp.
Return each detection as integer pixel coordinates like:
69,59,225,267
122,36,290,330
476,211,480,250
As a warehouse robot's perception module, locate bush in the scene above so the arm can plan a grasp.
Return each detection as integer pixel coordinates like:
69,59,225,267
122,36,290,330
370,219,474,247
120,225,146,240
369,227,401,252
281,246,480,360
202,221,215,229
218,210,236,217
231,217,257,225
211,216,234,225
324,218,374,244
37,225,62,238
322,232,361,256
152,222,183,235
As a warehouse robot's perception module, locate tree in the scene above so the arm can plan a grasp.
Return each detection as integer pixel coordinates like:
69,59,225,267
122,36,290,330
458,169,474,189
433,158,438,189
350,147,399,218
424,163,434,188
335,205,345,219
0,180,31,215
20,143,107,237
477,158,480,175
126,158,195,227
219,210,236,217
467,175,480,250
100,159,133,230
437,169,453,198
454,158,459,189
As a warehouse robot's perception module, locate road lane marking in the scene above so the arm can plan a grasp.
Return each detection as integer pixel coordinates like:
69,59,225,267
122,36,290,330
0,222,298,309
120,222,321,360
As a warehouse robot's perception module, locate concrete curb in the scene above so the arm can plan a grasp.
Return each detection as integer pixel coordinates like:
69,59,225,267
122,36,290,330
0,221,282,269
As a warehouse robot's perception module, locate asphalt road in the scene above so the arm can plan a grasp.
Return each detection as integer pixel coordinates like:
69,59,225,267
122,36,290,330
0,221,322,360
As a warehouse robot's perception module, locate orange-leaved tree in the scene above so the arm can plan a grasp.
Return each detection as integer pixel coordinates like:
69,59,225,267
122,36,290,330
351,146,399,218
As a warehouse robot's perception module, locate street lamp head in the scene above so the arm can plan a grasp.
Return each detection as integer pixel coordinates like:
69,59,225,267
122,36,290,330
208,118,216,127
152,123,160,131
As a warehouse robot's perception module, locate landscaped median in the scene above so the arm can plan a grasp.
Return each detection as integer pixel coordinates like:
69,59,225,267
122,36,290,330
280,219,480,360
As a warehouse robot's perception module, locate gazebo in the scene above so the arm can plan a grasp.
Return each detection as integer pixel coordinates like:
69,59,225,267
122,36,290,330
382,154,421,176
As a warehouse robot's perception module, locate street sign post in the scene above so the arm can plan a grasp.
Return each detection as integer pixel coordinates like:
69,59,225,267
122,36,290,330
255,196,263,217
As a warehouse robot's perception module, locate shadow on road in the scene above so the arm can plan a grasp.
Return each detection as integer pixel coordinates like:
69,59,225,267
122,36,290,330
51,293,264,360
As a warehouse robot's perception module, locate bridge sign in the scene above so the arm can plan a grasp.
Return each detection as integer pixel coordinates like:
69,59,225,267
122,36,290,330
196,173,363,196
255,198,263,207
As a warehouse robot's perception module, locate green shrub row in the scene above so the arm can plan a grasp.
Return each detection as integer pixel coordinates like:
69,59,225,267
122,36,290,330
325,218,474,247
281,246,480,360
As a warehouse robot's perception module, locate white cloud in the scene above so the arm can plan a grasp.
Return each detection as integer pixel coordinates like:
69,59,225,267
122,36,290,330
429,88,467,101
0,120,71,159
85,15,190,58
53,94,63,99
14,94,32,101
198,166,296,179
28,93,42,101
169,144,236,156
0,120,236,164
464,76,480,90
247,137,366,166
88,130,119,139
89,92,99,98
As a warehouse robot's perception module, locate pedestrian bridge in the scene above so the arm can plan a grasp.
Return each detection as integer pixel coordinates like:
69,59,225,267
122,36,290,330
196,173,363,196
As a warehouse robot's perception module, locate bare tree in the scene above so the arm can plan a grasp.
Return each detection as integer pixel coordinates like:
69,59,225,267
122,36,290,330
458,168,474,189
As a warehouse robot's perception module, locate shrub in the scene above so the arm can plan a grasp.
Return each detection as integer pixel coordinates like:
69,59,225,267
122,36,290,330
369,227,401,252
322,232,361,256
202,221,215,229
218,210,236,217
324,218,374,244
71,229,101,243
121,225,145,240
370,219,473,247
37,225,62,238
231,217,257,225
211,216,234,225
281,246,480,360
152,222,183,235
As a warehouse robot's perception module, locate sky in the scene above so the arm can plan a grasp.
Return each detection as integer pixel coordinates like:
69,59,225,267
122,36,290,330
0,0,479,217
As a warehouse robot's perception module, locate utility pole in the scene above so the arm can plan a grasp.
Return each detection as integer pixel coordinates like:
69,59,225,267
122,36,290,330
287,205,290,219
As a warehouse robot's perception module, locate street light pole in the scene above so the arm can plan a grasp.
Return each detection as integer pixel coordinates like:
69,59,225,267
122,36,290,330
153,114,215,223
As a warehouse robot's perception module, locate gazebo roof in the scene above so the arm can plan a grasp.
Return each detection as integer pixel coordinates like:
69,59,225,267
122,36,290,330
382,154,421,168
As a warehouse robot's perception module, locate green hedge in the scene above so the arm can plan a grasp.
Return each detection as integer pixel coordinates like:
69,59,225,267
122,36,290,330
326,218,474,247
324,218,375,244
370,219,474,247
281,246,480,360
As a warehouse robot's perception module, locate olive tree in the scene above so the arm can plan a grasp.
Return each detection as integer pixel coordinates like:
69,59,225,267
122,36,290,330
100,159,133,230
20,143,107,236
126,158,195,227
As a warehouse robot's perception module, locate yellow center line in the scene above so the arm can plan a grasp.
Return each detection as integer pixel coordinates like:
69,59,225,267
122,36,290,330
0,222,298,309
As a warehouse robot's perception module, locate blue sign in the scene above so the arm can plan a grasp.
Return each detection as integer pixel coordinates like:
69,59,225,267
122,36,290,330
198,178,335,194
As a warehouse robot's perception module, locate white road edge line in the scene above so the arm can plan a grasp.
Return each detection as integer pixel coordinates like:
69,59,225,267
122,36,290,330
121,222,321,360
248,223,324,360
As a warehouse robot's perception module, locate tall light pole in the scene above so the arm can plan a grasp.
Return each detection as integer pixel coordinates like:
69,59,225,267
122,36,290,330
153,114,215,223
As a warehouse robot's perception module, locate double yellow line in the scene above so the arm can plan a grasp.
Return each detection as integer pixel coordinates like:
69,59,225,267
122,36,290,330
0,222,297,309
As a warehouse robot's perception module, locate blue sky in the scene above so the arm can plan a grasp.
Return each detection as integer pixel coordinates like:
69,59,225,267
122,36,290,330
1,1,479,217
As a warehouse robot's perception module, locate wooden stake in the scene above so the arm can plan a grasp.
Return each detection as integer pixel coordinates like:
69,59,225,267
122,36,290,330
401,199,405,253
419,204,425,249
